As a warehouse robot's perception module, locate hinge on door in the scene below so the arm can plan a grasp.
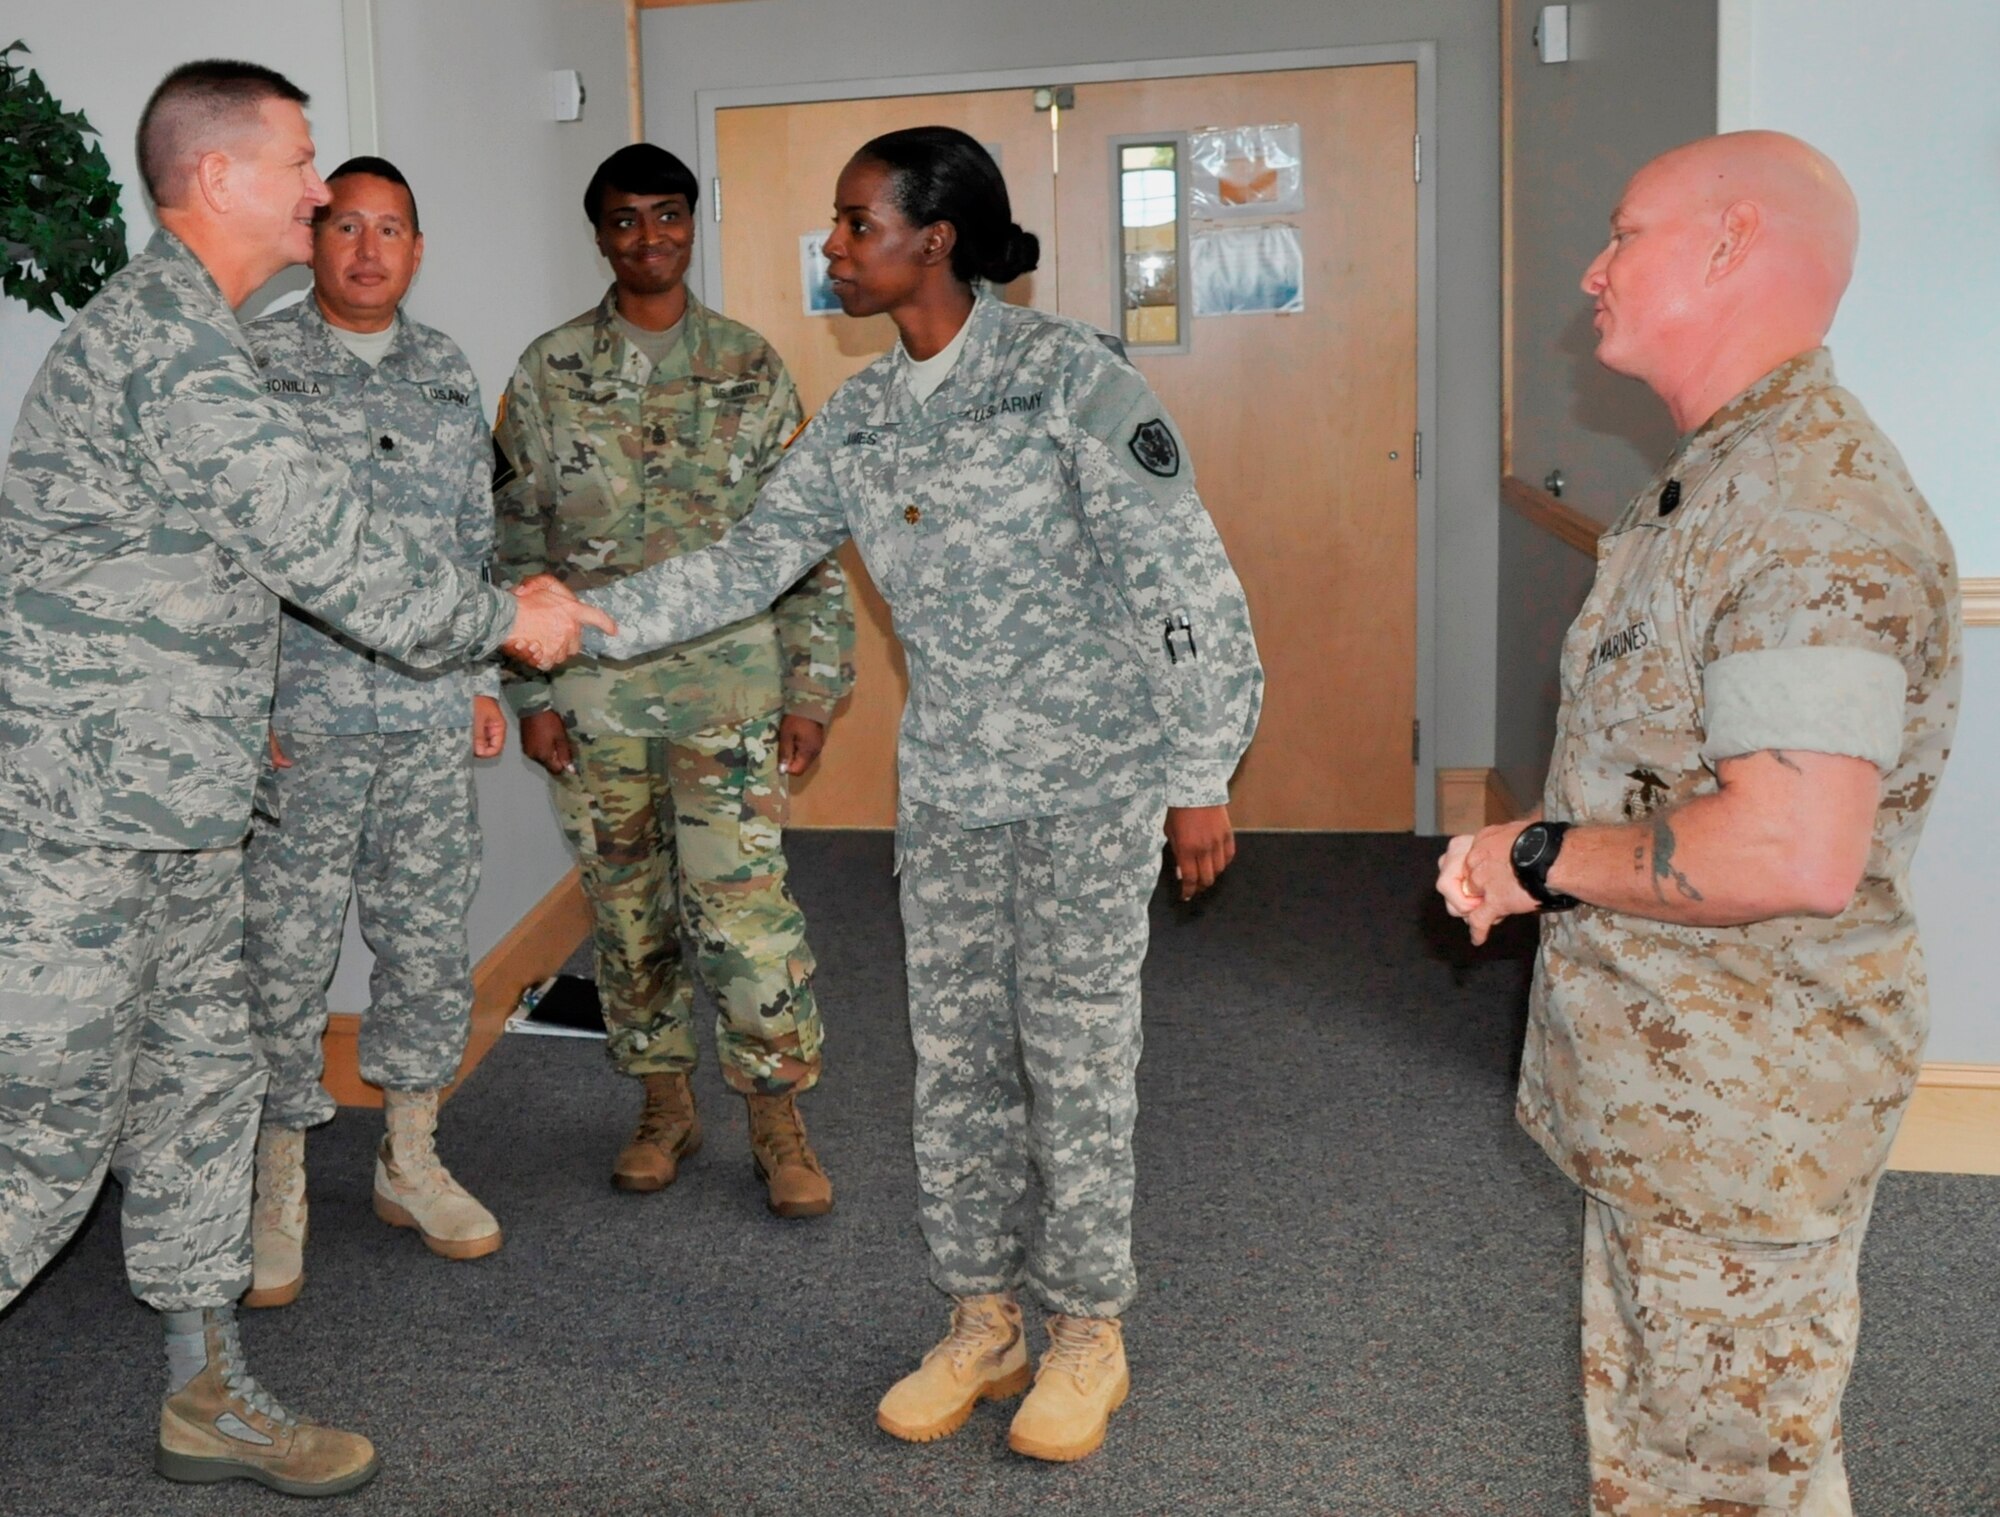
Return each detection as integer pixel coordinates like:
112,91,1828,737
1413,133,1422,184
1412,718,1421,764
712,177,722,223
1413,430,1423,479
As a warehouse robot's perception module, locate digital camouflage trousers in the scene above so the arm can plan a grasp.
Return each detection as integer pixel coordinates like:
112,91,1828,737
244,727,479,1129
897,789,1165,1320
1583,1194,1866,1516
554,713,822,1093
0,826,261,1312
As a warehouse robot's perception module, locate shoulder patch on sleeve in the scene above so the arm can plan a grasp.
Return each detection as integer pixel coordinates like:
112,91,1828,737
1128,418,1180,478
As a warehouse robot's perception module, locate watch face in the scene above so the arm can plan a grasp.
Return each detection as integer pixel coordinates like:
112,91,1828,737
1512,825,1548,870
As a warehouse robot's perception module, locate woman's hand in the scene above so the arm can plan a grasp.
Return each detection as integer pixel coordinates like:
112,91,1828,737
1165,805,1235,901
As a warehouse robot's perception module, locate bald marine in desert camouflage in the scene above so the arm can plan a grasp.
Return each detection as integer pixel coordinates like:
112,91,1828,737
1439,133,1959,1514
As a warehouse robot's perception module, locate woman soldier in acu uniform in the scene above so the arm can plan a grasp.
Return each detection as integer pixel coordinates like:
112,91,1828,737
578,126,1263,1462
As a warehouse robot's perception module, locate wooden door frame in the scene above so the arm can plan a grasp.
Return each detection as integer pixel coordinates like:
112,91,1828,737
691,43,1442,832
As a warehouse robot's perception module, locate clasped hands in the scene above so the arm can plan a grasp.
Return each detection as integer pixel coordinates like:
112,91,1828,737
1436,821,1536,946
501,574,617,670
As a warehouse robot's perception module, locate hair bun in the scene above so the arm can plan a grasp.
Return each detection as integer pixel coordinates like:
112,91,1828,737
985,224,1041,285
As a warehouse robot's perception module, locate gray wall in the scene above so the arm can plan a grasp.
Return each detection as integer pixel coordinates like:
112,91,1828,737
641,0,1504,784
1493,0,1717,804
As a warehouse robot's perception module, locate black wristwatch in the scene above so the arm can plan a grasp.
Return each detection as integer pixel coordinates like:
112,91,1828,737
1510,821,1579,912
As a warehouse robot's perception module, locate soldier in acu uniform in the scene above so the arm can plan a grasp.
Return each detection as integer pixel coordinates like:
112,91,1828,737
1439,132,1959,1516
241,158,507,1313
573,128,1262,1463
494,145,854,1214
0,62,604,1498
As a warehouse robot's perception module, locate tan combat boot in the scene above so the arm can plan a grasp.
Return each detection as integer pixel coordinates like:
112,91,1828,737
876,1293,1032,1442
372,1089,502,1260
157,1306,378,1496
613,1071,702,1191
244,1124,306,1309
1007,1314,1130,1462
744,1091,833,1217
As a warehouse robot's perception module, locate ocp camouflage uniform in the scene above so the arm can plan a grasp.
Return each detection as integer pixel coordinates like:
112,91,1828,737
1520,350,1960,1515
242,299,500,1129
0,230,512,1311
494,291,852,1092
582,288,1263,1316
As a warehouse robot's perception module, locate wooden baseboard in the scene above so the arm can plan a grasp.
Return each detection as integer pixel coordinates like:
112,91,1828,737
1888,1063,2000,1176
321,868,592,1108
1436,767,1521,835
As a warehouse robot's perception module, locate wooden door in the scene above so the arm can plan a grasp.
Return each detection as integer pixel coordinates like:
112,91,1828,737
713,66,1418,830
1053,67,1418,829
715,93,1053,827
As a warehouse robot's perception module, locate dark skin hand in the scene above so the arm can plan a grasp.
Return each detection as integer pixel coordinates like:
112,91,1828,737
520,709,830,779
1165,804,1235,901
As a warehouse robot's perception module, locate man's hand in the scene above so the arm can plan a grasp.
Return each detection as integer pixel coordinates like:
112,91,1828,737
1436,819,1536,946
268,728,292,770
1165,804,1235,901
519,709,574,777
777,714,827,776
472,695,507,759
502,574,616,669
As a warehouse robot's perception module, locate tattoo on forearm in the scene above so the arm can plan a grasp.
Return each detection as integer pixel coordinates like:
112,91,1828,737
1648,815,1704,904
1770,749,1803,774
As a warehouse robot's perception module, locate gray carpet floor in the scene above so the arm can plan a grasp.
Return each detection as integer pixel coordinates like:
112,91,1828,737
2,834,1995,1516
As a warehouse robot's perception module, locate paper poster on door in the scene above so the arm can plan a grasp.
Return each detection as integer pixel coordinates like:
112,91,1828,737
1188,124,1304,217
800,231,840,316
1192,224,1304,315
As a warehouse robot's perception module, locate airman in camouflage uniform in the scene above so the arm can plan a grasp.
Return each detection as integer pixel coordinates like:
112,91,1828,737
495,144,853,1213
1439,134,1958,1515
581,275,1262,1456
241,158,508,1311
0,63,534,1499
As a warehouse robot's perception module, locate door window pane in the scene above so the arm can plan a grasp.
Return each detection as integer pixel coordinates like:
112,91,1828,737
1118,141,1181,347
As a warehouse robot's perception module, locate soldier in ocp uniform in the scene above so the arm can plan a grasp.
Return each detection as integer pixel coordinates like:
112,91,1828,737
241,158,507,1313
573,128,1263,1463
1439,132,1959,1515
0,62,607,1498
494,145,854,1214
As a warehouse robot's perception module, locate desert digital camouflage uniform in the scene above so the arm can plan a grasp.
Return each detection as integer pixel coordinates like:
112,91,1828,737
1517,350,1960,1515
0,229,512,1311
583,287,1263,1314
494,291,852,1091
242,299,500,1130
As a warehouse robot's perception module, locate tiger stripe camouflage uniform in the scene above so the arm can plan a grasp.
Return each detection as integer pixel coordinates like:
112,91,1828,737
494,291,852,1092
0,229,512,1311
243,299,500,1128
580,287,1263,1316
1519,350,1960,1515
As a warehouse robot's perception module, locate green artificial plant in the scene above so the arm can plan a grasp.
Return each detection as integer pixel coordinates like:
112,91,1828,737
1,40,127,318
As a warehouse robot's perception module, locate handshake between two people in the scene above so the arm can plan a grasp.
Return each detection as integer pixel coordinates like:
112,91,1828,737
501,574,618,670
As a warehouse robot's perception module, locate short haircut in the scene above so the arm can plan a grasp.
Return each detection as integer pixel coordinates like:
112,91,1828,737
584,143,698,226
138,60,309,208
324,155,420,234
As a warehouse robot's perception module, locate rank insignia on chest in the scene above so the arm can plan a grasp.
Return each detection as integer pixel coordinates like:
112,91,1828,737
1129,418,1179,478
1659,479,1682,516
904,505,922,525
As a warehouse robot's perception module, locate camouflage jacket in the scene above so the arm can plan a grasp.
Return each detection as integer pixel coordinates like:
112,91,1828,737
1519,349,1962,1243
493,290,852,738
584,287,1264,826
0,229,512,851
250,299,501,734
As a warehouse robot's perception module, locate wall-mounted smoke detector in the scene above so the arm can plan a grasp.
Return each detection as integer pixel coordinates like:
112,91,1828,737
550,69,586,123
1534,5,1571,64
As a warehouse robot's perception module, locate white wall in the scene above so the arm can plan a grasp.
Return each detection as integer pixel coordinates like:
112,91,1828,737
642,0,1503,791
0,2,630,1012
1722,0,2000,1063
